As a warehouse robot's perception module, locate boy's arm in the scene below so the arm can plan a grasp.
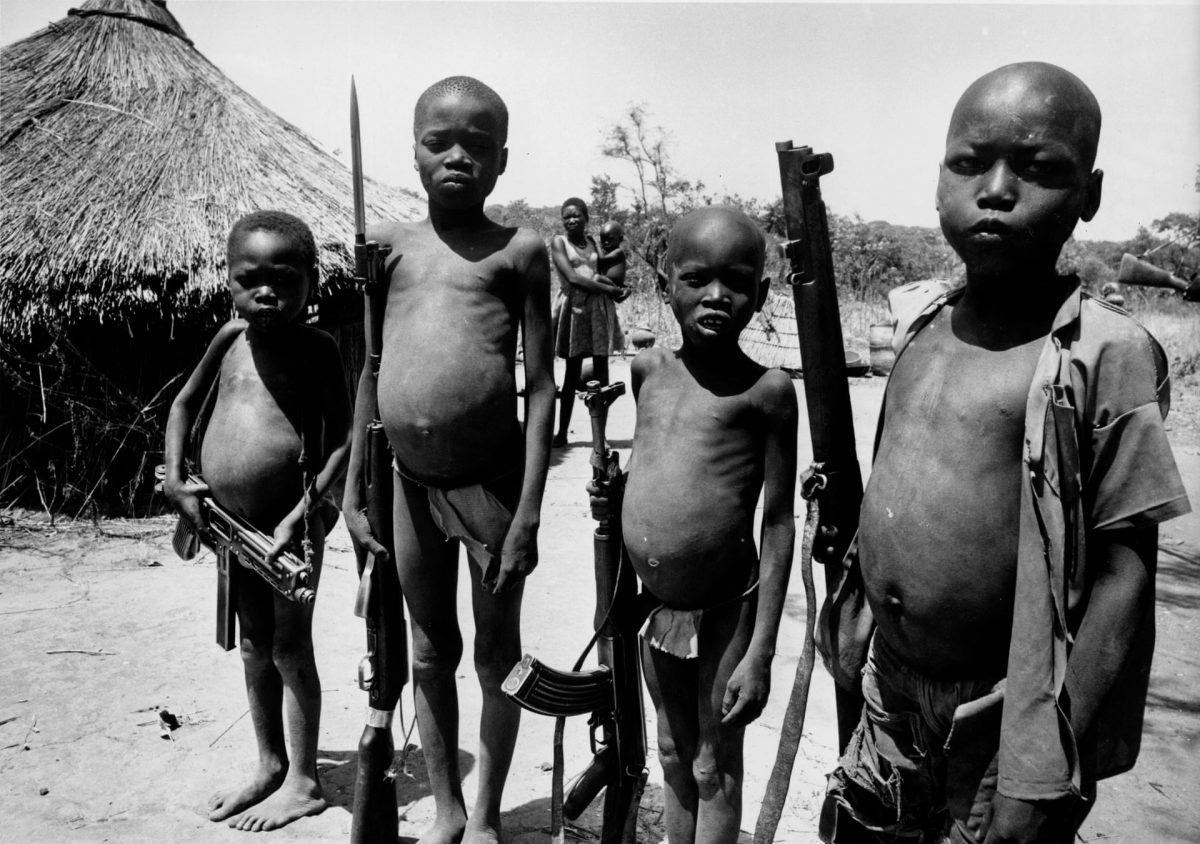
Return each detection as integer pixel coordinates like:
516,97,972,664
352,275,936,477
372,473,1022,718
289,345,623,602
550,235,623,296
1065,526,1156,736
163,321,244,525
493,231,554,594
986,527,1156,844
722,371,799,727
267,333,354,559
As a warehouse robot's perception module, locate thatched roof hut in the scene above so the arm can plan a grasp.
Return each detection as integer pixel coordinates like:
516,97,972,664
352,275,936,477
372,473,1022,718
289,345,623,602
0,0,422,515
0,0,421,336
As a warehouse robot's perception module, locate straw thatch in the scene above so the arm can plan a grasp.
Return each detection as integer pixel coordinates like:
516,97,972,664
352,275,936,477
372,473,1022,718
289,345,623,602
0,0,421,336
742,292,804,370
0,0,423,515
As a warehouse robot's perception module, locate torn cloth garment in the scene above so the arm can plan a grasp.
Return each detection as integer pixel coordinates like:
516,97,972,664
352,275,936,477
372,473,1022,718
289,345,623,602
394,459,515,585
640,580,759,659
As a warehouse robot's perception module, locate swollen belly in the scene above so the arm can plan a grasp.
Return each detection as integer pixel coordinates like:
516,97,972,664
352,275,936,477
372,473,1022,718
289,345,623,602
199,420,304,531
859,461,1020,678
377,356,520,486
622,486,754,609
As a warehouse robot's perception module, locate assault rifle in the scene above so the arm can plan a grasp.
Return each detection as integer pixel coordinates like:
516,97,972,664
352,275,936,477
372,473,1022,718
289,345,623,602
502,380,646,844
165,472,315,651
349,78,408,844
754,143,865,844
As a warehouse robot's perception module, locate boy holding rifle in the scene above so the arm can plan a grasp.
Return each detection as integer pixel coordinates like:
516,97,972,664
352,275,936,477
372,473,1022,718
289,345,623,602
343,75,554,844
164,210,352,831
612,206,798,843
820,62,1190,843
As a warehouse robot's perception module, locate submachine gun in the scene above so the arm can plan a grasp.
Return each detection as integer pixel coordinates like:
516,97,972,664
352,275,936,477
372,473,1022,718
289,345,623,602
502,380,647,844
754,143,866,844
165,473,315,650
348,78,410,844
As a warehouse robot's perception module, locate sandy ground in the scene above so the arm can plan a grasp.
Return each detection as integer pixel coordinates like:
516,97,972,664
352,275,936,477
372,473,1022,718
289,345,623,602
2,358,1199,843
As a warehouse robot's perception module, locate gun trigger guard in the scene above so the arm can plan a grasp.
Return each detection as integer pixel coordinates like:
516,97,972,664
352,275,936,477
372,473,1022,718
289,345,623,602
357,655,376,692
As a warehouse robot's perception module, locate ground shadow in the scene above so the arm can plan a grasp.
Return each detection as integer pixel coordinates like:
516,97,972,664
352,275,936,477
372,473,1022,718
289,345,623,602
502,778,668,843
1156,544,1200,612
318,744,476,820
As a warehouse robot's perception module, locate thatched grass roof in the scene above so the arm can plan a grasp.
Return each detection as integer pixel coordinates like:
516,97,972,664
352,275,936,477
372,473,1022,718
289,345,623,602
1,0,422,336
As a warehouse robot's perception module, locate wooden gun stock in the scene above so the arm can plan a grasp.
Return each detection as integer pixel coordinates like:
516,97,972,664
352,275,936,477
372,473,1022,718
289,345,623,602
775,142,865,748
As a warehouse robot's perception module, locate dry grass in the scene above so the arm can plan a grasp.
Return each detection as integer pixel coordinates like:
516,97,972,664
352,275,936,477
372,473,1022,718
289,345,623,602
1,0,421,337
1127,300,1200,391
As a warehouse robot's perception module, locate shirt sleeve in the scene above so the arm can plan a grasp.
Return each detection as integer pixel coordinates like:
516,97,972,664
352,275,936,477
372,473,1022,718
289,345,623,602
1085,321,1191,531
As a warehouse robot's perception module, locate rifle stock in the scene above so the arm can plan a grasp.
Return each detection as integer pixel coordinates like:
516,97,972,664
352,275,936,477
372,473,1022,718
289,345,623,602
349,79,408,844
775,142,864,747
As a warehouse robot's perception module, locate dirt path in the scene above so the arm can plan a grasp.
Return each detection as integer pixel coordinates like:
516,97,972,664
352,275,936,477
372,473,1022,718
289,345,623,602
2,359,1197,842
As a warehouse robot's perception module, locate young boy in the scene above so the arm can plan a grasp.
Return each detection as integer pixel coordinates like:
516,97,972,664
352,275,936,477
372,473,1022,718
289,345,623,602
597,220,627,288
819,62,1191,843
342,76,554,844
619,206,798,842
164,210,351,832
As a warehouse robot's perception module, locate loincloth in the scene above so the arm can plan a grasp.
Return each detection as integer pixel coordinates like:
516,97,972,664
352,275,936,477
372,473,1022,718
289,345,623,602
639,579,759,659
393,458,514,585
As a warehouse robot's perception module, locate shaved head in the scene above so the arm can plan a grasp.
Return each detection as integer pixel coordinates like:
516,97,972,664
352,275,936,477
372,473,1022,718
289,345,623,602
414,75,509,144
665,207,766,274
950,62,1101,169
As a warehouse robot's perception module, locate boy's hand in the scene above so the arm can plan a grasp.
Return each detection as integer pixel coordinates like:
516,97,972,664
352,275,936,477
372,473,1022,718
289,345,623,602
980,793,1065,844
491,517,539,594
720,653,771,727
343,506,390,564
585,477,623,522
164,476,210,530
266,511,305,567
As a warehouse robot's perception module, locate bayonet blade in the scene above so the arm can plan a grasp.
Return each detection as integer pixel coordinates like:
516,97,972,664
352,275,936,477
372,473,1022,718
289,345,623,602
350,77,366,241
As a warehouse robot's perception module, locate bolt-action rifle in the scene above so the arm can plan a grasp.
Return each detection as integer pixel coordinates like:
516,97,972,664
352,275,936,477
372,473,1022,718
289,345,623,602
754,143,866,844
502,380,647,844
348,78,409,844
165,473,316,650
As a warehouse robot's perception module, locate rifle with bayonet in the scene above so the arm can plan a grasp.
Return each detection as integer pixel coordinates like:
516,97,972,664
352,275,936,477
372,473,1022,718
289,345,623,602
348,77,409,844
164,470,316,650
754,143,865,844
502,380,647,844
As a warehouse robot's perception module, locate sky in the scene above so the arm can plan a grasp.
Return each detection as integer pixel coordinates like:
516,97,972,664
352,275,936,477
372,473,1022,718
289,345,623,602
3,0,1197,242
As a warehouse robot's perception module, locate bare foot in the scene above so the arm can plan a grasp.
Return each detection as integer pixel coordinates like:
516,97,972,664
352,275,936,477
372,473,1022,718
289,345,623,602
227,776,326,832
207,767,284,822
417,814,468,844
463,819,503,844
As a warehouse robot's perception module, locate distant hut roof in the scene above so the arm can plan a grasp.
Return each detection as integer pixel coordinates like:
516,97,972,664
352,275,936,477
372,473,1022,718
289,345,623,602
741,293,803,370
0,0,421,336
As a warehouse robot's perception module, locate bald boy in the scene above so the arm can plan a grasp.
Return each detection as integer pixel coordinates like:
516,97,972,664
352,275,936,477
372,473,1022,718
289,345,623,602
343,76,554,844
819,63,1189,844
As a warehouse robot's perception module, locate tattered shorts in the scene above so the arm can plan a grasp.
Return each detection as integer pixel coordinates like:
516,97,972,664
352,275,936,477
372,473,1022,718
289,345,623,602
820,636,1006,843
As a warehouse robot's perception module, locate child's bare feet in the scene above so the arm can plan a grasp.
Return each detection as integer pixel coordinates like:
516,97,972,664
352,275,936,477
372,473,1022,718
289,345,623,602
227,774,326,832
207,765,284,822
463,818,503,844
417,812,468,844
